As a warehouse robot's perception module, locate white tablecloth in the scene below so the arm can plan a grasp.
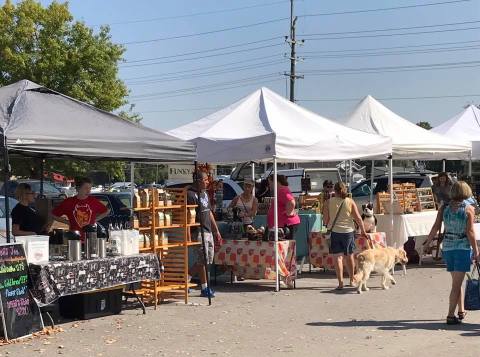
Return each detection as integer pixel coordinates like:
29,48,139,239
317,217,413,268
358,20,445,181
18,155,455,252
376,211,439,247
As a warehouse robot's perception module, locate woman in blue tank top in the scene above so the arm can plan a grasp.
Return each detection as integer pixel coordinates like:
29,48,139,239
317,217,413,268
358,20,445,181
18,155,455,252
427,181,479,325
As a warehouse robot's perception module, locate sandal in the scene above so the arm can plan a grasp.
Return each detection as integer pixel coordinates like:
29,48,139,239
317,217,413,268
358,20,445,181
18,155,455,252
446,316,461,325
458,311,467,320
335,283,344,290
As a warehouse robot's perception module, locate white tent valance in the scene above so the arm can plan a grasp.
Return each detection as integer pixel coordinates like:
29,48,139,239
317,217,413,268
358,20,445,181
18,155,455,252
432,105,480,160
169,87,392,163
339,95,471,160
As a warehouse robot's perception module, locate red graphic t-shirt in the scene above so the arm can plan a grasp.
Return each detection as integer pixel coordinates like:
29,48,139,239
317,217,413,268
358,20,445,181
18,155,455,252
52,196,108,236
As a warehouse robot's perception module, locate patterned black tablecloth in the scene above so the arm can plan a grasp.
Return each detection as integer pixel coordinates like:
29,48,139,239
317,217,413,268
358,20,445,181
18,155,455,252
29,254,160,305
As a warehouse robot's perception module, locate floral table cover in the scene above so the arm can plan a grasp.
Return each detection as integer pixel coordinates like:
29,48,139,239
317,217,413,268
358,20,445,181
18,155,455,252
214,240,296,285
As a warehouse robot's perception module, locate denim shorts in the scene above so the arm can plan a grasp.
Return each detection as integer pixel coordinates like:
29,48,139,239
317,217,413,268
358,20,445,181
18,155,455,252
330,231,355,255
442,249,471,272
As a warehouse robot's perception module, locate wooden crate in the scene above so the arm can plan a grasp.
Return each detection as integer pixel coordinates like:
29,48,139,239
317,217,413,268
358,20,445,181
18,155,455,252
416,187,436,211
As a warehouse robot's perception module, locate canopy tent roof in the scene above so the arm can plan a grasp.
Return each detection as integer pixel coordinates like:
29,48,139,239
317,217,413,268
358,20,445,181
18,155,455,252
432,105,480,160
168,87,392,163
339,95,471,160
0,80,195,162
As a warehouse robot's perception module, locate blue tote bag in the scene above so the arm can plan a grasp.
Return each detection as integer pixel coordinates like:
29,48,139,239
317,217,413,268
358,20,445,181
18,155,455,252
465,262,480,311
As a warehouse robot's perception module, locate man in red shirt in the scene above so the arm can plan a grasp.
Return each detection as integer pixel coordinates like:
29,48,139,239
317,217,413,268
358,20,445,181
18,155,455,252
52,177,109,238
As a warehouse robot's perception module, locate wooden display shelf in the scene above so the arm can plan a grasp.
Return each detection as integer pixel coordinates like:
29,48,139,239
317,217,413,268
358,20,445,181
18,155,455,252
133,207,151,212
132,187,196,308
154,205,182,210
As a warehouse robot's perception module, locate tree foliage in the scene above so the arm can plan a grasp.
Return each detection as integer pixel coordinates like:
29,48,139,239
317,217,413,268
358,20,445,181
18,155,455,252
416,121,432,130
0,0,138,182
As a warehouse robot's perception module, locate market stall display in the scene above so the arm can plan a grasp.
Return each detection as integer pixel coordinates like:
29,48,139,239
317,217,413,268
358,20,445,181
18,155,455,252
253,211,322,259
168,87,392,291
29,253,160,306
214,240,296,287
375,211,438,247
309,232,386,270
133,187,200,306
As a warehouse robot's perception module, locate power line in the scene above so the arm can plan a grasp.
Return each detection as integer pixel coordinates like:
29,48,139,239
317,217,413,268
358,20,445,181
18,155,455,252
122,17,289,45
105,1,289,26
301,44,480,59
299,0,474,18
298,94,480,102
127,60,287,86
300,39,480,54
305,25,480,41
129,73,283,99
131,77,285,102
120,43,285,68
300,19,480,37
299,60,480,76
123,54,283,81
124,36,283,63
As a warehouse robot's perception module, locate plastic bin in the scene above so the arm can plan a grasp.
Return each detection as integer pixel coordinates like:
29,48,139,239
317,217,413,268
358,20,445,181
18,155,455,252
15,235,49,264
59,288,123,320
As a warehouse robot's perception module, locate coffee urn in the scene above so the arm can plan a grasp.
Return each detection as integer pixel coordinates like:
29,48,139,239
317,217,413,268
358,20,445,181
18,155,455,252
65,230,81,261
83,224,99,259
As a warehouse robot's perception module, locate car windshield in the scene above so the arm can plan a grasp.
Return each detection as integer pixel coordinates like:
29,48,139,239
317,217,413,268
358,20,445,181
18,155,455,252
28,182,61,194
117,194,132,208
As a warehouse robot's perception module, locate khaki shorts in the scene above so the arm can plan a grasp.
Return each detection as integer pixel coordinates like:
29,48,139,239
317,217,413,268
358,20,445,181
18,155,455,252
192,232,214,264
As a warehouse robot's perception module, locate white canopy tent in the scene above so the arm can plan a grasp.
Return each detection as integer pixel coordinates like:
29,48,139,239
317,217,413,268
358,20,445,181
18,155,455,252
169,87,392,290
340,95,472,160
432,105,480,160
340,95,472,247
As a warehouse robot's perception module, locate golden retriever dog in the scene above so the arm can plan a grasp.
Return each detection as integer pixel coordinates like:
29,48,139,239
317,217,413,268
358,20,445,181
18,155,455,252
352,247,408,294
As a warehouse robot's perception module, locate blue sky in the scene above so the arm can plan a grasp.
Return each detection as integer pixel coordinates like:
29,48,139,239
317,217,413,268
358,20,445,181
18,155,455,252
17,0,480,131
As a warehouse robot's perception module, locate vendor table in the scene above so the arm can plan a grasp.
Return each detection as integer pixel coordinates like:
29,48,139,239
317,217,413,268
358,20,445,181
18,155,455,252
214,240,296,287
375,211,438,248
29,253,161,306
253,211,322,259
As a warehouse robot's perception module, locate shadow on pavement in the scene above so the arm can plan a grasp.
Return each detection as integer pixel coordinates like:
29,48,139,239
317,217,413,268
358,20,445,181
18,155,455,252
306,319,480,335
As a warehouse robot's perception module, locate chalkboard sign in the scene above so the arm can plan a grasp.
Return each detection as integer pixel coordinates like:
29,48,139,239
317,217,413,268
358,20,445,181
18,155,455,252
0,243,43,340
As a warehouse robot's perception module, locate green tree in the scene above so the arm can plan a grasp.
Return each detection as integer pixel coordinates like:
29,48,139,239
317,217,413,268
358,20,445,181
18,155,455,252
416,121,432,130
0,0,133,181
0,0,128,111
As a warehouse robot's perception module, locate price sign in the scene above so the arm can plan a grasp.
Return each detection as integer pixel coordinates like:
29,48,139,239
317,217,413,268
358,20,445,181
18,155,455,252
0,243,43,340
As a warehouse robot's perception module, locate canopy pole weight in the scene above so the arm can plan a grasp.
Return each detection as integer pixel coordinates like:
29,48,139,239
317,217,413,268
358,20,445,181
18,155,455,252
273,156,280,292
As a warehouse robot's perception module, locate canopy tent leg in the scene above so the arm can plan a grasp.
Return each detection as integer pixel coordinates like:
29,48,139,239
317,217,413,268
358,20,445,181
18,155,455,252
273,156,280,292
442,159,446,172
251,162,256,199
1,130,11,243
389,157,394,247
130,162,135,209
469,153,473,178
40,156,45,197
370,160,375,203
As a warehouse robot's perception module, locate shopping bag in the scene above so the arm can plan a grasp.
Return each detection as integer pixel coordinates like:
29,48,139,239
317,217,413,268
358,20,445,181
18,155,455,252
464,263,480,311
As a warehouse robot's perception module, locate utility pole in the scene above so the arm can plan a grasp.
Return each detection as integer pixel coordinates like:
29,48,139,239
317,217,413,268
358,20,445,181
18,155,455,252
286,0,304,103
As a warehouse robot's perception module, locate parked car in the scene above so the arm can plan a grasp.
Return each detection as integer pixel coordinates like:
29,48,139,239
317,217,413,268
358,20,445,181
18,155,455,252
108,182,135,192
0,179,67,199
0,196,19,237
351,173,435,208
90,192,132,229
165,178,243,209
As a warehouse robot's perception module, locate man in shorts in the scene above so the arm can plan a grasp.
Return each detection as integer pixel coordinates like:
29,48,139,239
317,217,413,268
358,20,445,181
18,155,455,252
187,172,222,298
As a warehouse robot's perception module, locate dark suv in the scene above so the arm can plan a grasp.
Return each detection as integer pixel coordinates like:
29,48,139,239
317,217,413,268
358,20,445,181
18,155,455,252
90,192,132,229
